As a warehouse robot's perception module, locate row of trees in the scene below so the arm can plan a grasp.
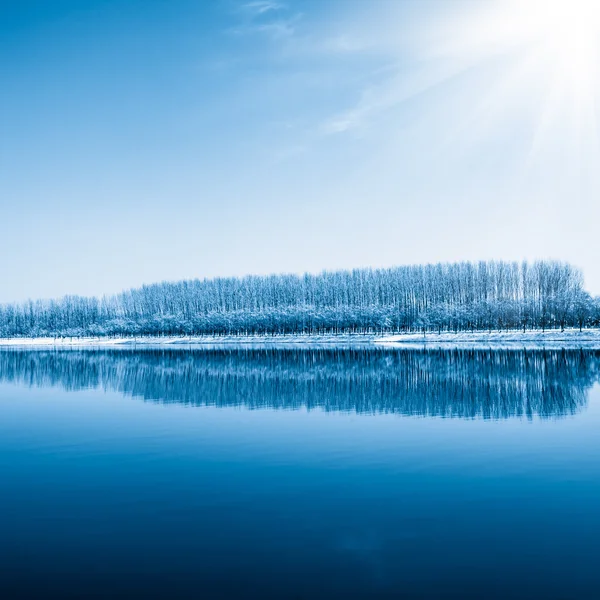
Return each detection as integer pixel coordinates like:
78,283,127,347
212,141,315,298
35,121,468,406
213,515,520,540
1,260,599,338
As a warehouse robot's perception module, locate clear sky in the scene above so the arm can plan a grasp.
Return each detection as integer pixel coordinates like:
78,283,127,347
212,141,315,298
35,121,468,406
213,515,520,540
2,0,599,303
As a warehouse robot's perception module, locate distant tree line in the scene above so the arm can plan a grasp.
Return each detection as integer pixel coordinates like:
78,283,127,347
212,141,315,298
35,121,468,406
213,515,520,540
1,260,599,338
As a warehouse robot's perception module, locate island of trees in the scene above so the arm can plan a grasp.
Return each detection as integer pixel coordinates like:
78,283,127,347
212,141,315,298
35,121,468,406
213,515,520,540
0,260,599,338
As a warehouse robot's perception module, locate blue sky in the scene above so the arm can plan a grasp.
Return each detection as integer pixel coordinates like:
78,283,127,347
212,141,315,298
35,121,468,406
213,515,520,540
2,0,599,302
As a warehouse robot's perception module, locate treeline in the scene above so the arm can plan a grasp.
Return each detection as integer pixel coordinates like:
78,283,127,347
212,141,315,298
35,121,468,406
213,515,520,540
1,260,599,338
0,348,597,418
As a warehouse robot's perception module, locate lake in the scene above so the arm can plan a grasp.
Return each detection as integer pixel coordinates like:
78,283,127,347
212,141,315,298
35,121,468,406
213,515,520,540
1,347,599,599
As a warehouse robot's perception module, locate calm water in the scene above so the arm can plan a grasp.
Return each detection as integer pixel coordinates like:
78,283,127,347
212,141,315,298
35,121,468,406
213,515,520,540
1,348,599,599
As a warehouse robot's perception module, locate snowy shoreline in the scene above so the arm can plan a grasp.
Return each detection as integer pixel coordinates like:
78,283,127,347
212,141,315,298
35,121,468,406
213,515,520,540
1,329,600,349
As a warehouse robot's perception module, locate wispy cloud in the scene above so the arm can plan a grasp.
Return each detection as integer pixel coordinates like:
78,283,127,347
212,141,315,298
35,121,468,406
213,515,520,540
229,1,299,40
241,1,285,17
320,64,465,136
246,18,297,39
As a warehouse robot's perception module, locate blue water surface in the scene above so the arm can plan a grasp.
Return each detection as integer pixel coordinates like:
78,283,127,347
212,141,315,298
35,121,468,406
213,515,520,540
0,348,599,599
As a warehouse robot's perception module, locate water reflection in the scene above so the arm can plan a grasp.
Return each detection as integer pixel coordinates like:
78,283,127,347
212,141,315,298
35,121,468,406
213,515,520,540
0,348,598,419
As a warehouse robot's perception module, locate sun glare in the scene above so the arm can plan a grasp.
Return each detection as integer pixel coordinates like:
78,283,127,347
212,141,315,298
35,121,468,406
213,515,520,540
436,0,600,98
533,0,600,38
435,0,600,163
504,0,600,148
523,0,600,75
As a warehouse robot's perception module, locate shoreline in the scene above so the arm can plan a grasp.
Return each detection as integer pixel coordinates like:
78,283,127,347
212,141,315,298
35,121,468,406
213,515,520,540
0,329,599,349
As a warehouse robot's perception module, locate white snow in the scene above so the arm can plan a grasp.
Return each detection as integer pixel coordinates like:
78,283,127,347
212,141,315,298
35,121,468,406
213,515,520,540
374,328,600,349
0,329,599,349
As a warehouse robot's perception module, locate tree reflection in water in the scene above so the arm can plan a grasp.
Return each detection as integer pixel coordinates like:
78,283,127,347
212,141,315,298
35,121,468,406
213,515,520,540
1,348,598,419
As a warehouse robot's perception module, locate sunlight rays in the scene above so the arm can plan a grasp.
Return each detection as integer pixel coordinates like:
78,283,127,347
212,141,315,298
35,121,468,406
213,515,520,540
420,0,600,175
